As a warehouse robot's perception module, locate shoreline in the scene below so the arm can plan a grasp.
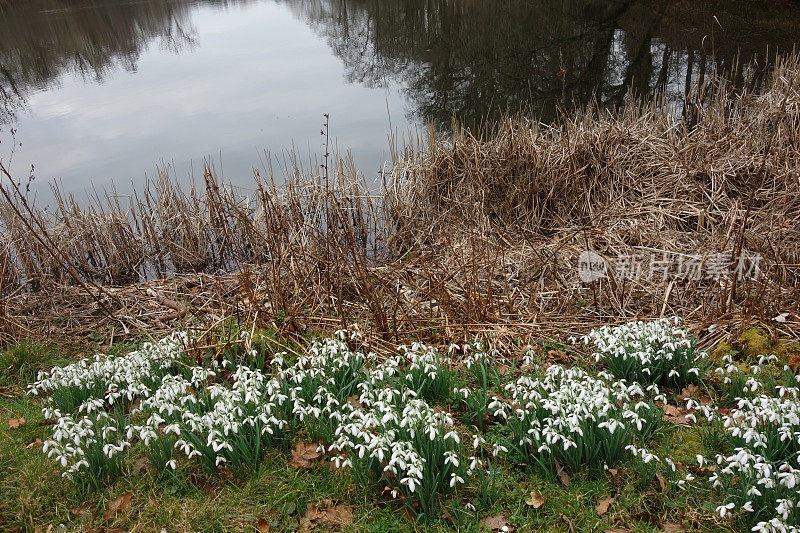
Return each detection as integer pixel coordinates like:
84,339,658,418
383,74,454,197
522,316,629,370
1,54,799,347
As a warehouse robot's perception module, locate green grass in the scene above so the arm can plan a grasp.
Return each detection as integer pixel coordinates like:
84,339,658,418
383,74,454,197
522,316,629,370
0,339,742,532
0,341,64,389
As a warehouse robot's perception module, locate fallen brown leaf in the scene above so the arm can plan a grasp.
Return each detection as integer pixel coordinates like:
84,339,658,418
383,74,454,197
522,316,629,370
256,518,270,532
7,417,25,428
103,492,132,520
596,497,614,516
380,486,397,500
480,513,516,532
553,457,570,486
680,385,699,399
289,442,323,469
298,501,353,532
526,489,545,509
687,464,714,476
442,507,456,525
26,438,43,449
662,521,687,532
346,395,361,407
662,405,691,426
607,468,619,477
69,501,90,519
656,473,667,494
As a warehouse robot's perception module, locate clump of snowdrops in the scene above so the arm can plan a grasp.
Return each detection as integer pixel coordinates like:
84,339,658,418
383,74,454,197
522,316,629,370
490,364,664,475
36,323,753,523
34,331,375,487
582,317,706,386
30,332,188,418
279,330,371,443
395,341,454,402
452,341,510,429
134,364,291,478
31,329,490,516
330,362,500,520
42,409,128,492
682,354,800,532
32,333,188,490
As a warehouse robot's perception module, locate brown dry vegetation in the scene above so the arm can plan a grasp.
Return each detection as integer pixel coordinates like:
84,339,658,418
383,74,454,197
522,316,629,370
1,54,799,349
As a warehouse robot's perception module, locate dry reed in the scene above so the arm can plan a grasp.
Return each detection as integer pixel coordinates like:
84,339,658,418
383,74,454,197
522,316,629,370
1,54,799,347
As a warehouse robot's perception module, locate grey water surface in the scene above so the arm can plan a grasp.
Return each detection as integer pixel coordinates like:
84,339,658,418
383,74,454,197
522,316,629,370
1,0,799,199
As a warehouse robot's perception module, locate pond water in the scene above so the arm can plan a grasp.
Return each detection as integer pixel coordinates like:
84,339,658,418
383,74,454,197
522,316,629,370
1,0,799,199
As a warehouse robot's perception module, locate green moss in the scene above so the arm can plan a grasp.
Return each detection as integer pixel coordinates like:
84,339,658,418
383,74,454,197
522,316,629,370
663,427,702,463
709,342,733,362
737,328,773,359
712,327,788,362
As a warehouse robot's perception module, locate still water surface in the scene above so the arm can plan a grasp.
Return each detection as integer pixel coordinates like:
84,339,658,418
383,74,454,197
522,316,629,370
1,0,799,199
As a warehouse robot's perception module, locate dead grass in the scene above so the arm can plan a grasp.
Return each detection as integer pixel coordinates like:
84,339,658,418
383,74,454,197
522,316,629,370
1,53,799,348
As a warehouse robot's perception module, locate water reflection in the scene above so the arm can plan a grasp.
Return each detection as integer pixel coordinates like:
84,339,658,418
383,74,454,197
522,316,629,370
0,0,206,121
282,0,800,127
0,0,798,193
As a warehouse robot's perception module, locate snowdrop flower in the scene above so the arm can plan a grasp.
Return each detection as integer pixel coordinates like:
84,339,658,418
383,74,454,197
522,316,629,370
449,473,464,487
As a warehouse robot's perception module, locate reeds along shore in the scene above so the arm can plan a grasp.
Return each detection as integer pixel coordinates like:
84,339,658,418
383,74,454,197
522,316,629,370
1,54,799,345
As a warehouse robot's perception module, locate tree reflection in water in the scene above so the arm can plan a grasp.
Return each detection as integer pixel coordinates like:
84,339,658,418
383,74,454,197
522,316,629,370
1,0,799,128
0,0,203,121
282,0,800,128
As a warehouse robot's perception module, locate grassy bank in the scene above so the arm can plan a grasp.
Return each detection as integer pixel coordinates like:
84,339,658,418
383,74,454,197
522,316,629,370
1,320,799,531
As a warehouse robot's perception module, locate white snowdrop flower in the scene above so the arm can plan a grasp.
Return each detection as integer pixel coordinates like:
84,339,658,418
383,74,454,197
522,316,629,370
469,456,480,471
449,473,464,487
492,444,508,457
444,451,459,467
716,502,735,517
443,430,459,444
